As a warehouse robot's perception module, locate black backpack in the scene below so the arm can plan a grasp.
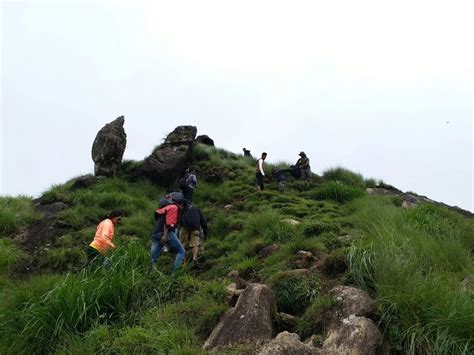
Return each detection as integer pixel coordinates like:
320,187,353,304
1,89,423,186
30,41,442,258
178,174,189,190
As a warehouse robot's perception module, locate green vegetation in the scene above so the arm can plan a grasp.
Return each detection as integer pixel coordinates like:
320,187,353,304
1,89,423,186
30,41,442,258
0,144,472,353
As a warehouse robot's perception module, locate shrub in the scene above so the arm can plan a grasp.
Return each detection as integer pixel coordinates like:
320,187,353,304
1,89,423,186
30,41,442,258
323,167,365,187
270,271,320,315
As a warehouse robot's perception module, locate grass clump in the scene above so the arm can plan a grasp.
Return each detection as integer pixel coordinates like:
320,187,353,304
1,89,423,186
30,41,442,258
310,181,365,203
270,271,320,315
323,167,365,187
0,196,40,235
348,196,474,354
296,295,335,339
0,239,27,275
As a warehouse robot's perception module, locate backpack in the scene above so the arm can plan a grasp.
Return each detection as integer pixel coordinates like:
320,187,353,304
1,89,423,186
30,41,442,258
155,192,185,220
178,174,189,190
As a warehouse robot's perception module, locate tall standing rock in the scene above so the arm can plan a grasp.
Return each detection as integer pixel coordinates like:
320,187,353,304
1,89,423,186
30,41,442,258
134,125,197,187
91,116,127,177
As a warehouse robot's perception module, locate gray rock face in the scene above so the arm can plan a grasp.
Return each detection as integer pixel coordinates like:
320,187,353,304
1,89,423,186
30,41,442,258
71,174,102,189
329,286,377,321
259,332,319,355
195,134,214,146
134,125,197,187
91,116,127,177
204,283,275,350
320,315,382,355
293,250,315,269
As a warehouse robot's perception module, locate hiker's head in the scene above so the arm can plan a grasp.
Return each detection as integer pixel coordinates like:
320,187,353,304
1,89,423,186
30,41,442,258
108,210,123,225
262,152,267,160
299,151,306,157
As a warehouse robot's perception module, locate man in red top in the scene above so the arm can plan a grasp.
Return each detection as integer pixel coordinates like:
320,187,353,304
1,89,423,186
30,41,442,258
86,210,122,269
150,194,186,273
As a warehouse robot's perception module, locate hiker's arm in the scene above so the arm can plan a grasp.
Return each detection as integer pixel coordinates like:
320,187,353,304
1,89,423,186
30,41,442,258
161,224,169,244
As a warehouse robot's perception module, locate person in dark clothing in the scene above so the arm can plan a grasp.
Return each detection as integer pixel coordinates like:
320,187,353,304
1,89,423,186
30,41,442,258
242,148,251,157
179,169,198,202
179,203,208,262
273,169,289,190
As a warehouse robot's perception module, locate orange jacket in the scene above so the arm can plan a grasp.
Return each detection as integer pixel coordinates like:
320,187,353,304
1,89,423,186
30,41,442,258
90,219,115,254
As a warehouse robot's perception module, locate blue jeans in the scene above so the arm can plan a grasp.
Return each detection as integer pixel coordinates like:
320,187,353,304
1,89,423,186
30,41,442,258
150,230,185,273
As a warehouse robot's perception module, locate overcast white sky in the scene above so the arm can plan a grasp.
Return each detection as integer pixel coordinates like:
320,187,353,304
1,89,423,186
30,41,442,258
1,0,473,211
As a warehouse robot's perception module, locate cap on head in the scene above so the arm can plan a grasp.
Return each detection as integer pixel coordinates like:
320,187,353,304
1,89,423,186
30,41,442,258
299,151,306,156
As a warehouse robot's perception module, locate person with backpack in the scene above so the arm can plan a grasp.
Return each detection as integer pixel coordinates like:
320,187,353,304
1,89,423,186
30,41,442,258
179,168,197,202
86,210,123,269
242,147,251,157
179,203,208,262
256,152,267,191
150,193,186,273
295,152,311,179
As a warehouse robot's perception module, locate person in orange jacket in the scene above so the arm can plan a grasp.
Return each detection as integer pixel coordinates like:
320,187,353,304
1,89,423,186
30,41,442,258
86,210,123,269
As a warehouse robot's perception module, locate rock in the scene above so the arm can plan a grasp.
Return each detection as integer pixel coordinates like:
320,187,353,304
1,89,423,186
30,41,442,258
278,313,299,327
329,286,377,321
293,250,315,269
257,244,280,259
284,268,311,277
203,283,275,350
133,126,196,187
195,134,214,146
224,204,233,210
71,174,102,189
461,276,474,294
281,219,301,225
320,315,382,355
259,332,318,355
91,116,127,177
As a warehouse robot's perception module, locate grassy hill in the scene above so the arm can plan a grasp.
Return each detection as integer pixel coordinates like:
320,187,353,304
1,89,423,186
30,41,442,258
0,144,473,354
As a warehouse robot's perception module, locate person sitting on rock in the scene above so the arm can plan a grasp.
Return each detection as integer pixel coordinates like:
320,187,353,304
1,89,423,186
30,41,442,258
242,148,251,157
86,210,123,269
150,194,186,274
179,202,208,262
295,152,311,179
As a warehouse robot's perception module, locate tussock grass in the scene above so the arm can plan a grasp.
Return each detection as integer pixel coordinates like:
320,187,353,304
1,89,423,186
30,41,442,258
348,196,474,354
0,239,27,274
0,196,40,235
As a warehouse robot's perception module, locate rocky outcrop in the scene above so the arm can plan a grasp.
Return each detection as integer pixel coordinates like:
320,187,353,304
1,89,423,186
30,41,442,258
134,126,197,187
195,134,214,146
204,283,275,350
71,175,102,189
367,187,474,218
320,315,382,355
91,116,127,177
293,251,315,269
259,332,318,355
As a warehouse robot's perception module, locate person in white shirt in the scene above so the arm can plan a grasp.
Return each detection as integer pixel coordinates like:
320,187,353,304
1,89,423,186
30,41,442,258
256,152,267,191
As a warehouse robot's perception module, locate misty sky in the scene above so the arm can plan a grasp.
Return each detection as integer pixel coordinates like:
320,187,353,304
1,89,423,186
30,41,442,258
1,1,472,211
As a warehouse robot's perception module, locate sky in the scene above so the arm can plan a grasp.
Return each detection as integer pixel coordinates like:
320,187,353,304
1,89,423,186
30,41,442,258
1,0,473,211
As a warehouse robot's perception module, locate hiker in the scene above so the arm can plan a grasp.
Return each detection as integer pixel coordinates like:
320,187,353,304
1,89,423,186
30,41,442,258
256,152,267,191
86,210,123,269
295,152,311,179
179,202,208,262
150,193,186,273
273,169,288,190
179,168,197,202
243,148,251,157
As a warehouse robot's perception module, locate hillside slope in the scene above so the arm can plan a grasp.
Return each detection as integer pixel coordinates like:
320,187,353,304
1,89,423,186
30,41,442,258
0,144,473,354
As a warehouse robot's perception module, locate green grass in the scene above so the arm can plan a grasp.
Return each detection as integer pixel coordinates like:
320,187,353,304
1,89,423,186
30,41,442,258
0,239,27,275
310,181,365,203
348,196,474,354
0,196,40,235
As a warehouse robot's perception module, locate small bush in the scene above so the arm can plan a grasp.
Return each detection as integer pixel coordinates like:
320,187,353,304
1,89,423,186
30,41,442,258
270,271,320,315
296,295,334,339
323,167,365,187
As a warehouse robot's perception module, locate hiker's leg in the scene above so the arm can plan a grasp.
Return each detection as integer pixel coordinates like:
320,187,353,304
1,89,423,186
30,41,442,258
189,230,201,261
167,231,185,272
85,246,101,268
150,233,162,264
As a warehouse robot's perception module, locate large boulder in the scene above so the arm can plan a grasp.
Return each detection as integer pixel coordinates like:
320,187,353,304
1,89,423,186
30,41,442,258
91,116,127,177
320,315,383,355
195,134,214,146
134,126,197,187
329,286,377,321
203,283,275,350
259,332,318,355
